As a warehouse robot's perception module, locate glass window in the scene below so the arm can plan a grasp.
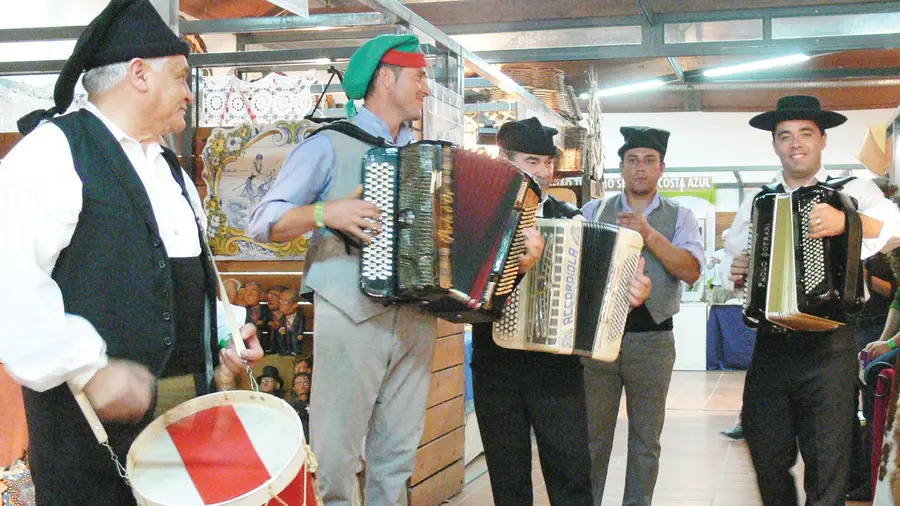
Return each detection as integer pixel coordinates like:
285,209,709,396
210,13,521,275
664,19,763,43
772,13,900,39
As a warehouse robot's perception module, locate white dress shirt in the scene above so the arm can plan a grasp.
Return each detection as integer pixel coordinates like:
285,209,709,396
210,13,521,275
722,167,900,294
0,103,205,392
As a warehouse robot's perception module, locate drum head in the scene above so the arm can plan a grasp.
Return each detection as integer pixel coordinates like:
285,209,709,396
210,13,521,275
128,390,306,506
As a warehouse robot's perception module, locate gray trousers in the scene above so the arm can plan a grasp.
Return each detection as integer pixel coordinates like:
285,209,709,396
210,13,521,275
310,294,436,506
582,330,676,506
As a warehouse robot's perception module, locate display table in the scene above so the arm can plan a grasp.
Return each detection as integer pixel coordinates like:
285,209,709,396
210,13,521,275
706,304,756,370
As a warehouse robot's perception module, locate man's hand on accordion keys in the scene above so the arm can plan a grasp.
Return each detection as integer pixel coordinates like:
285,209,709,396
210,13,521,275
627,257,652,309
517,226,545,274
807,203,846,239
730,250,750,288
326,185,382,244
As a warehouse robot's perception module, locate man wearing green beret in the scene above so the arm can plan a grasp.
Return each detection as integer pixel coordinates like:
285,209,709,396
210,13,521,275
247,34,434,505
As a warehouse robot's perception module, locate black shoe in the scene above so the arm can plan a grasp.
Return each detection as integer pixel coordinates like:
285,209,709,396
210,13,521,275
846,484,872,501
721,425,744,440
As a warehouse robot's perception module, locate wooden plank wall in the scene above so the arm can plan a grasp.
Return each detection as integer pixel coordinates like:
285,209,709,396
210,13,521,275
408,319,466,506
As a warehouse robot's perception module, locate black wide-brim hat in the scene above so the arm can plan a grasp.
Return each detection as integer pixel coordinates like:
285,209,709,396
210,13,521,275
749,95,847,132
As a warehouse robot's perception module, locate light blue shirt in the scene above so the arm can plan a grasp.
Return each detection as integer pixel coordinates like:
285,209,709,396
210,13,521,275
581,192,705,269
247,107,416,242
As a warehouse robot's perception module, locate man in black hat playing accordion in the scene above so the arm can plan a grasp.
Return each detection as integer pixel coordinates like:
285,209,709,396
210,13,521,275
470,117,652,506
0,0,265,504
580,126,705,505
725,95,900,504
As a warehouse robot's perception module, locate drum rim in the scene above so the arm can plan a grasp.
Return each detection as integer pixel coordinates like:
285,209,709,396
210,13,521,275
128,390,307,506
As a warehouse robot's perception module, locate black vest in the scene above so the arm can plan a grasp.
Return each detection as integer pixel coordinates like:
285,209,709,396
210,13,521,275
22,110,217,505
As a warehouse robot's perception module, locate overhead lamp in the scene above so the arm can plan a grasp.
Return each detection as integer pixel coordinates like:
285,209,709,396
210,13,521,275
268,0,309,17
703,54,810,78
596,79,666,97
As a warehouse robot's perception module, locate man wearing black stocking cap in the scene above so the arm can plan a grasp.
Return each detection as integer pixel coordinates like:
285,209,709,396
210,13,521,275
0,1,262,503
470,117,652,506
581,126,704,506
725,95,900,504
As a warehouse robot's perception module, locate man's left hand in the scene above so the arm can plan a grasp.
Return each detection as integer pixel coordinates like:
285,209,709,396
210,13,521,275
627,257,652,308
518,226,545,274
215,323,264,390
807,203,845,239
617,212,655,241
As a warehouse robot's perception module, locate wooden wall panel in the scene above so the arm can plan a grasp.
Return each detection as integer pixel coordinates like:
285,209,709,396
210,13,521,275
425,365,464,409
410,427,465,486
408,320,466,505
409,459,465,506
419,396,465,447
431,333,465,373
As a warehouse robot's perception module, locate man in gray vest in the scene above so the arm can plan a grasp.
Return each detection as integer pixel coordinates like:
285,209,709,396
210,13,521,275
248,34,544,506
580,126,704,506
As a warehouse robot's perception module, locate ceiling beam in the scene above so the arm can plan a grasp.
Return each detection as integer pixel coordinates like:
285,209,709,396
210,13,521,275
180,13,395,34
437,2,900,35
471,33,900,63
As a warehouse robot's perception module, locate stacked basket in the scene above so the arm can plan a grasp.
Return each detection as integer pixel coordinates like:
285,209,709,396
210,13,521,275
489,63,582,122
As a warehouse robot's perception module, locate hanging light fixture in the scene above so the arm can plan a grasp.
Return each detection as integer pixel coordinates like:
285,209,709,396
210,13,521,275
703,54,810,78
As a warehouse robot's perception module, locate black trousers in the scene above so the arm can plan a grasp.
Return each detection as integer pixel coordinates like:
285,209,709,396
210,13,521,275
472,352,593,506
23,383,161,506
743,325,857,506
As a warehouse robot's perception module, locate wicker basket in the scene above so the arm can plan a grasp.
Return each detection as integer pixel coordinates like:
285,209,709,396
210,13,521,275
489,86,572,116
558,126,588,176
500,63,565,91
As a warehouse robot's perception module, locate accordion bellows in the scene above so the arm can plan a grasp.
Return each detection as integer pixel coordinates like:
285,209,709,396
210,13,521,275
743,183,864,331
493,219,643,361
360,141,541,323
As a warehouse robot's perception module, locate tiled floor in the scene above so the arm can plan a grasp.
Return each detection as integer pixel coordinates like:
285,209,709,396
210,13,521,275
448,370,871,506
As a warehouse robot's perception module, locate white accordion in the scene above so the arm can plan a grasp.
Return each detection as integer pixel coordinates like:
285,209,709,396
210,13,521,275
493,219,644,361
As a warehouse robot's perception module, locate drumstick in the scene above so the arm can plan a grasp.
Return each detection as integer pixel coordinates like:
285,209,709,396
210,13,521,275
68,383,110,445
201,237,247,356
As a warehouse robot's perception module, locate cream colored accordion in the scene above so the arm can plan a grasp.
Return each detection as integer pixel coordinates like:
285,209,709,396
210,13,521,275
493,219,644,361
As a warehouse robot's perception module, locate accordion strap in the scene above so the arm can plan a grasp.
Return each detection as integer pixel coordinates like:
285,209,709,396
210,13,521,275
312,121,389,148
835,189,865,314
823,175,856,190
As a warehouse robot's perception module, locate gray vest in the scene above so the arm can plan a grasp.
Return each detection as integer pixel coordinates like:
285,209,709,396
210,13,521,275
592,193,683,323
301,127,393,323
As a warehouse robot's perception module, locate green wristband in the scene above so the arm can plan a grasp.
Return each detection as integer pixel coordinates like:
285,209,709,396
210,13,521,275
889,339,897,351
314,202,326,228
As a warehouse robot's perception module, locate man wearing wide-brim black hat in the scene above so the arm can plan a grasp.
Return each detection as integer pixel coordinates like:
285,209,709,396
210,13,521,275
724,95,900,504
0,1,263,503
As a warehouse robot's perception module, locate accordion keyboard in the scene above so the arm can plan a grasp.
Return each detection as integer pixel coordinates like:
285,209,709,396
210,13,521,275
797,195,827,296
361,155,397,296
602,249,640,346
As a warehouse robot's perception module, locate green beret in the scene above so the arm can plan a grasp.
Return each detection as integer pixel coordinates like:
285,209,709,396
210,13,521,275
343,34,425,100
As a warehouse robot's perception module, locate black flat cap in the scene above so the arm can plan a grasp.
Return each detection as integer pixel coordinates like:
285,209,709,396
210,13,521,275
497,117,559,156
17,0,190,135
749,95,847,132
617,126,670,159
